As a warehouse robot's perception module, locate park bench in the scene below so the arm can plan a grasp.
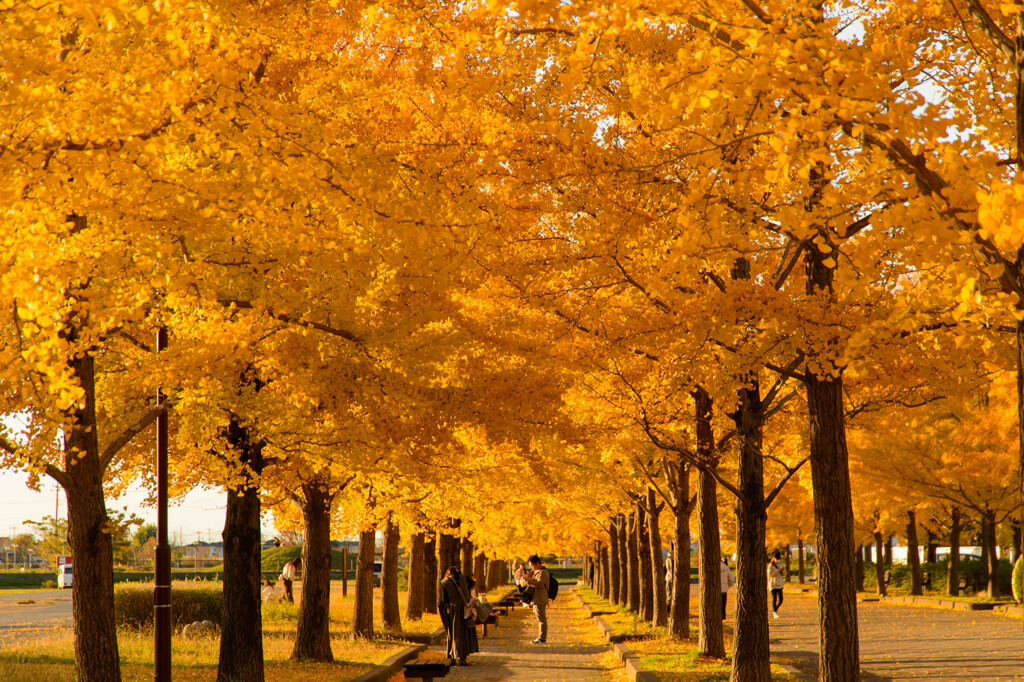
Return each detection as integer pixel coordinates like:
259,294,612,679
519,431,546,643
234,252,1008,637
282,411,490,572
403,662,450,680
480,612,498,637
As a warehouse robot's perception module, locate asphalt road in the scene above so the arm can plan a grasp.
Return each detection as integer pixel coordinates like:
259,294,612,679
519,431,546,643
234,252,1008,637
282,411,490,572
768,589,1024,681
0,590,73,648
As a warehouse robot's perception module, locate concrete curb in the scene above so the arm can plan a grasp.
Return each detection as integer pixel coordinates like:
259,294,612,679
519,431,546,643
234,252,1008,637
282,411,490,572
348,642,427,682
877,593,1023,617
573,588,660,681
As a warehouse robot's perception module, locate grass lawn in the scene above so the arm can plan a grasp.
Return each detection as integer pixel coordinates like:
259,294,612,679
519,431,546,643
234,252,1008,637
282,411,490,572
573,586,800,681
0,579,459,682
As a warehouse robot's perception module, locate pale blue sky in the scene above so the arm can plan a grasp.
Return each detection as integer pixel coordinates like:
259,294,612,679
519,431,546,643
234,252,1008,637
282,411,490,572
0,468,278,544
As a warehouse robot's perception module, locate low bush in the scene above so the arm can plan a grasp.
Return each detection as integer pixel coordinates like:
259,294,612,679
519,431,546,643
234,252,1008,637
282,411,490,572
114,582,222,630
862,559,1012,595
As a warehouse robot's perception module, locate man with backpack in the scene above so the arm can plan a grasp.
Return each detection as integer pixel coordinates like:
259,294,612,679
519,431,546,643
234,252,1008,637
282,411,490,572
525,555,552,643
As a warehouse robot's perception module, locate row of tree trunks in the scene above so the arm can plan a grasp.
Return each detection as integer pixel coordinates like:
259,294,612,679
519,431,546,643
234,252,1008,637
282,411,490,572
382,514,402,631
424,535,438,614
906,510,922,597
601,545,611,600
948,507,961,596
626,512,640,612
873,529,886,597
694,387,725,658
609,520,621,605
729,355,770,682
406,532,426,621
292,477,334,662
804,241,861,682
637,499,653,622
668,464,693,639
217,418,266,682
647,488,667,627
351,529,375,638
63,349,122,682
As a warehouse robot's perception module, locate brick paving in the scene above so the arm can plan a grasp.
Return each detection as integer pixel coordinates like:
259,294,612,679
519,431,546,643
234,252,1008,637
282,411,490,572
393,595,619,682
767,588,1024,680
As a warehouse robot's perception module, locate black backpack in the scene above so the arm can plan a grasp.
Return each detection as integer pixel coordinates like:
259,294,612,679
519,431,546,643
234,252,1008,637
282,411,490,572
547,574,559,600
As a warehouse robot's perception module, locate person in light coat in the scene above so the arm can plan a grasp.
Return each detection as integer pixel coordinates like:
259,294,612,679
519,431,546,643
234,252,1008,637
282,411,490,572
768,551,785,618
1012,554,1023,605
525,554,550,643
720,557,736,620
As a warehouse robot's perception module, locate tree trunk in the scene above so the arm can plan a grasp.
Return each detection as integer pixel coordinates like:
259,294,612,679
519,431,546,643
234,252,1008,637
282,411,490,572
947,508,961,597
406,532,425,621
423,534,438,613
668,463,693,639
884,535,893,568
805,238,860,682
906,510,922,597
423,533,438,614
381,514,401,631
855,544,864,592
926,527,938,564
436,531,457,604
61,351,122,682
292,478,334,662
461,538,474,577
697,466,724,657
637,499,654,622
351,529,375,638
473,552,487,593
730,361,769,682
648,487,668,627
798,535,806,585
984,510,1000,598
695,386,724,657
617,513,630,609
873,530,886,597
601,545,611,600
609,519,621,605
218,419,265,682
627,512,640,612
1012,522,1022,560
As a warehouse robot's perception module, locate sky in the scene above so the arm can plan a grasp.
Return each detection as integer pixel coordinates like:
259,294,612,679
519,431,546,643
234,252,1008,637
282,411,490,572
0,468,279,545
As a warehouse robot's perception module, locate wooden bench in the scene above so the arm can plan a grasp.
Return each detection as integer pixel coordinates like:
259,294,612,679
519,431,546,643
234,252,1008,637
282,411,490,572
404,662,450,680
481,613,498,637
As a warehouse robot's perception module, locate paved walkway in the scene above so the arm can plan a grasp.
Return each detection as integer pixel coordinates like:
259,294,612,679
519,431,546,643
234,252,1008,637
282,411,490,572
768,589,1024,680
392,596,620,682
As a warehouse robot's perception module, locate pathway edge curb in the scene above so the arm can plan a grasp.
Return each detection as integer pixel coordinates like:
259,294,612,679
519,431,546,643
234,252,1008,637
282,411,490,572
573,586,661,681
348,642,426,682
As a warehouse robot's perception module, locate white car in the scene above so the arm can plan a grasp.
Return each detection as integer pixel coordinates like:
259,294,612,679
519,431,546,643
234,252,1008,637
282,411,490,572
57,563,73,589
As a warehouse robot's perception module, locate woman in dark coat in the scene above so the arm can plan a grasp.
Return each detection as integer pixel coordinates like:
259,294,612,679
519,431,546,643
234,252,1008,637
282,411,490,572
438,565,479,666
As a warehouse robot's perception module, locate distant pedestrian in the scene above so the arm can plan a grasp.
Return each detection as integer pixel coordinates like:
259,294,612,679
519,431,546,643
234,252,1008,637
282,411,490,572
665,552,674,606
525,554,550,643
768,551,784,618
1013,554,1023,605
280,557,300,603
720,556,736,620
438,566,479,666
261,578,280,602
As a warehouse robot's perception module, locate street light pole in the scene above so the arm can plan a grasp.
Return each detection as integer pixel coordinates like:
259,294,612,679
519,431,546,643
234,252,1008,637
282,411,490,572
154,327,171,680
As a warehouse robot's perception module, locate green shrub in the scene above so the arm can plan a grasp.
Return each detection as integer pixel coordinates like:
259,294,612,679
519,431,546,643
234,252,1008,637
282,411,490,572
114,583,222,630
862,559,1012,594
41,580,57,589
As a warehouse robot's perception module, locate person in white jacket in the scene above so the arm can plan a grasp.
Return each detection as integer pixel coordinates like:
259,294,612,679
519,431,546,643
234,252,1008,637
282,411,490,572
720,557,736,620
768,551,785,618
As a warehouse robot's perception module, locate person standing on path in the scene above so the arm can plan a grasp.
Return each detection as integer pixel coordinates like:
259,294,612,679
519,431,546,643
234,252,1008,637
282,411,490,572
525,554,550,643
280,557,300,604
438,566,479,666
1013,553,1023,604
768,551,785,619
720,556,736,620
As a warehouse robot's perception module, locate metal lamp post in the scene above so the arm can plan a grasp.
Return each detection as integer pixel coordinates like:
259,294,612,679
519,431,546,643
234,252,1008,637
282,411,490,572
154,328,171,679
